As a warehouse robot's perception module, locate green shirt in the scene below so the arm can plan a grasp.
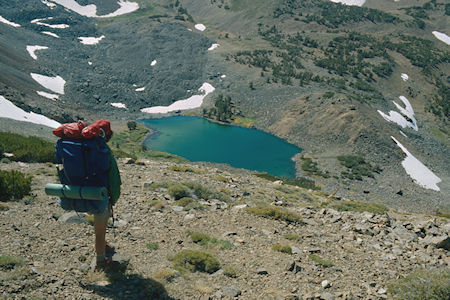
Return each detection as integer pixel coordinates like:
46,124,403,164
107,147,121,205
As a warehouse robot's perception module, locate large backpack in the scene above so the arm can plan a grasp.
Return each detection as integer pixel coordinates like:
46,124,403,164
55,136,110,214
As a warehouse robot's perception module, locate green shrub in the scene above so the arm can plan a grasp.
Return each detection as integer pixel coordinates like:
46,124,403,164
255,173,319,190
0,170,32,201
309,254,334,267
283,233,301,241
328,200,388,215
172,250,220,274
247,206,304,224
189,231,211,246
337,155,381,180
272,244,292,254
323,91,335,99
210,238,234,250
388,269,450,300
0,132,55,163
0,256,26,270
168,183,191,200
146,242,159,251
224,266,237,278
177,197,194,207
170,165,203,174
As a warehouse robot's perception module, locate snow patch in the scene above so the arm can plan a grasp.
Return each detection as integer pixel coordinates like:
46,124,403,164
432,31,450,45
0,95,61,128
30,73,66,94
208,43,219,51
50,0,139,18
195,24,206,31
391,136,441,191
151,60,157,66
0,16,21,27
401,73,408,81
378,96,418,131
37,91,59,100
111,102,127,109
329,0,366,6
42,0,57,8
221,75,226,78
141,82,215,114
26,45,49,60
135,87,145,92
399,131,408,138
42,31,59,38
31,17,69,29
78,35,105,45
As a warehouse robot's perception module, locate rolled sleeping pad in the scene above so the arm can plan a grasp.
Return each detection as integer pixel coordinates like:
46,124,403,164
45,183,108,201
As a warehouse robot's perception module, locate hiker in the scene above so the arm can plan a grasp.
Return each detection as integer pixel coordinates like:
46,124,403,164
51,120,122,270
90,121,122,269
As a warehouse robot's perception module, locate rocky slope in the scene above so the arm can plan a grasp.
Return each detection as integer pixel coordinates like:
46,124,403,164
1,0,448,209
1,159,449,299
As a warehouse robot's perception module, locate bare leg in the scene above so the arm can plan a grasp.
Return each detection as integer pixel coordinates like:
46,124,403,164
94,220,107,255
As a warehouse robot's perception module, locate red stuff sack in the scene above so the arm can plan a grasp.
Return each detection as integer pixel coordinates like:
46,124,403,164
81,120,113,140
52,122,89,139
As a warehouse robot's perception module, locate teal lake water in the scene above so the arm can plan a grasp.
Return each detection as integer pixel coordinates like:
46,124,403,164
141,116,301,178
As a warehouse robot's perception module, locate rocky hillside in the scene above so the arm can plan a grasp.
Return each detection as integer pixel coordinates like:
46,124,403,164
0,1,449,220
1,159,449,299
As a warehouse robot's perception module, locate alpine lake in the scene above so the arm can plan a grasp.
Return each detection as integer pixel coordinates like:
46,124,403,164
141,116,301,178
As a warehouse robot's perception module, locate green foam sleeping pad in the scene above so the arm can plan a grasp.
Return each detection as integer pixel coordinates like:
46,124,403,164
45,183,108,201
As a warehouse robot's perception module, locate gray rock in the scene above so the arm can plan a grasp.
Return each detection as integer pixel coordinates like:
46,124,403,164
391,225,418,242
171,206,184,212
321,280,331,288
291,246,302,255
223,285,241,297
435,236,450,251
58,212,86,224
184,214,195,221
287,260,302,274
256,268,268,275
320,292,335,300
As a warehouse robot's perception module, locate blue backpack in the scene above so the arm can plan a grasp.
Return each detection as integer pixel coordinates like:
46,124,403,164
55,136,110,214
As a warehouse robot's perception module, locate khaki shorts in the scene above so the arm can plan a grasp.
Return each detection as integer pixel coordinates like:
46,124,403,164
94,206,111,223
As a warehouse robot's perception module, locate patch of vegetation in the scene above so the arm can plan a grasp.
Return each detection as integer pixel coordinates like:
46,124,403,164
0,170,32,201
183,182,230,202
272,243,292,254
168,183,191,200
213,175,229,182
0,132,55,163
172,250,220,274
110,123,186,163
170,165,204,174
224,266,237,278
308,254,334,268
387,35,449,75
247,205,304,224
188,231,233,250
274,0,398,28
327,199,388,215
323,91,335,99
203,94,239,123
283,233,301,241
149,199,165,210
188,231,211,246
337,155,381,180
255,172,319,190
300,156,330,178
0,256,26,270
153,268,178,283
388,268,450,300
177,197,194,207
146,242,159,251
232,116,257,128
